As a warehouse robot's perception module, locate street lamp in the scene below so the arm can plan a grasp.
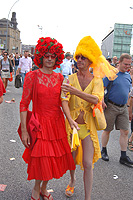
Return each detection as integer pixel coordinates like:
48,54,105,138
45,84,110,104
5,0,20,51
37,25,43,35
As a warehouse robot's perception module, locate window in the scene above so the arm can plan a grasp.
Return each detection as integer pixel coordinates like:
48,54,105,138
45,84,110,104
0,39,1,43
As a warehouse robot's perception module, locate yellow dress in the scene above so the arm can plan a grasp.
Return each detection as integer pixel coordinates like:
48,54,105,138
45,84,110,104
61,73,104,169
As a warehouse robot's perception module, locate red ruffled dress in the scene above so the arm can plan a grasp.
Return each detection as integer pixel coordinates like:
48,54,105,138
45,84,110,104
20,69,75,181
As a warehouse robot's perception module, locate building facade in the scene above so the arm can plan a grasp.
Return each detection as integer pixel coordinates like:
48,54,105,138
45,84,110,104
21,44,35,55
101,23,133,59
0,12,21,54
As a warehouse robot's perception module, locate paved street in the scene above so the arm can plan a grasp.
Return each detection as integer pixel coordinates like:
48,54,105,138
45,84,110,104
0,80,133,200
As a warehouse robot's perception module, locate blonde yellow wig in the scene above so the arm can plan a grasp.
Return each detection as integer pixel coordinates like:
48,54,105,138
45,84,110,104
74,36,118,80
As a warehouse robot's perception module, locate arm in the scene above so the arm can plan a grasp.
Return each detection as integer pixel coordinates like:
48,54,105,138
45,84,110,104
0,95,3,104
19,72,34,147
18,58,22,73
61,83,98,104
62,100,79,130
20,111,30,148
128,96,133,121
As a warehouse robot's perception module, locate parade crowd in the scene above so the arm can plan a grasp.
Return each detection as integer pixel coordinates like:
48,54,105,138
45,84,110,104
0,36,133,200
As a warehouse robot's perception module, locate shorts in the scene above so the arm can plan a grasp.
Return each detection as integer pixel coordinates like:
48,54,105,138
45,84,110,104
71,124,90,140
104,102,129,131
1,71,10,79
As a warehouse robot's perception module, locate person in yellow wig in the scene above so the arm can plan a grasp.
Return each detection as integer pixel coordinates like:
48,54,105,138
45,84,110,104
61,36,118,200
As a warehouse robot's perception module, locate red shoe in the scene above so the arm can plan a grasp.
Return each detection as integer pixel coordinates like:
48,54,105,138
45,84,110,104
40,191,53,200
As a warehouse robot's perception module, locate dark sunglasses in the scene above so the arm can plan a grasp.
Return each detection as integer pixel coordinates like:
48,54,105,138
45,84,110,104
4,54,8,56
44,54,57,59
76,55,86,60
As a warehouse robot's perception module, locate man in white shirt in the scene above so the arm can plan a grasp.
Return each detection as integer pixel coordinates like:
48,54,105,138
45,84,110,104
18,50,32,88
61,52,72,78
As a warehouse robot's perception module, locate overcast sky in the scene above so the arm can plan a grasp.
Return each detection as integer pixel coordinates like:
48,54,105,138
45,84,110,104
1,0,133,54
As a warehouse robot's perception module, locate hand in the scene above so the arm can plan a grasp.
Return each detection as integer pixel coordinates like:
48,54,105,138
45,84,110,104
61,83,76,95
69,118,80,131
128,107,132,121
21,130,30,148
102,101,107,110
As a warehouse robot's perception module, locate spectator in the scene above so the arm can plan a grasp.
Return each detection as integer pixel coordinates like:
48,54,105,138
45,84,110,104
128,87,133,151
61,52,72,78
111,56,117,66
0,52,11,90
9,53,15,72
106,57,112,64
18,50,32,88
14,52,20,76
101,53,133,167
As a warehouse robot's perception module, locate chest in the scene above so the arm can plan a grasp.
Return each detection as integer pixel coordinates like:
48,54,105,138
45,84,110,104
113,74,131,89
78,76,93,91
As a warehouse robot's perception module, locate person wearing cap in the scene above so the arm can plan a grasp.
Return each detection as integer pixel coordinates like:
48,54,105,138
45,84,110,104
61,52,73,78
19,37,75,200
61,36,118,200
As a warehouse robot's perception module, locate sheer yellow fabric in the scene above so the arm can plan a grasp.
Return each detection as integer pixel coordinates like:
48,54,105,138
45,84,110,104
61,73,104,169
91,55,118,81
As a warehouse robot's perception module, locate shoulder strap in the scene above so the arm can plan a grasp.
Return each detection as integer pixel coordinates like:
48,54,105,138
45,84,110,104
105,81,113,100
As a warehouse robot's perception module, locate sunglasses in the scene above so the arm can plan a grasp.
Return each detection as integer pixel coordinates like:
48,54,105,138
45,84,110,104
76,55,87,60
44,54,57,59
4,54,8,56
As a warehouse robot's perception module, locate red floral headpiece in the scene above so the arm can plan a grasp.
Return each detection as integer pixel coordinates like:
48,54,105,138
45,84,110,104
34,37,64,69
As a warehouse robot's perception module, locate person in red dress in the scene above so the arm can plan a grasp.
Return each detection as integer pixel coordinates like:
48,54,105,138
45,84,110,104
19,37,75,200
0,77,6,104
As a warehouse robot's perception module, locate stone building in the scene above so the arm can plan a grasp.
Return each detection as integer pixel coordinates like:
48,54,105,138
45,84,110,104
0,12,21,54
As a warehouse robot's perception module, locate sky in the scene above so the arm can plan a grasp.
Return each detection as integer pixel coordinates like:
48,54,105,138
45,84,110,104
0,0,133,54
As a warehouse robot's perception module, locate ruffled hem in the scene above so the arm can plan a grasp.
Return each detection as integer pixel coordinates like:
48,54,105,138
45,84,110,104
31,137,72,157
23,151,75,181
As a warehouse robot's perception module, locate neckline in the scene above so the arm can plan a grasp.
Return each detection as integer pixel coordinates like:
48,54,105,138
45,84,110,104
75,73,94,91
39,69,54,75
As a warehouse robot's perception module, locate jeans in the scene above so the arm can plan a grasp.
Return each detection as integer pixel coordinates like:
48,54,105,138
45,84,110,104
21,72,27,88
14,65,18,76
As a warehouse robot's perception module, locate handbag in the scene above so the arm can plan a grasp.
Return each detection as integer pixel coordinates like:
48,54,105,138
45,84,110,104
92,102,107,131
17,71,41,149
9,73,13,82
15,74,22,88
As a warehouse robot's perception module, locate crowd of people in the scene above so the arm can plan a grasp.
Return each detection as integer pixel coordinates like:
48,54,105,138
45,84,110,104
0,36,133,200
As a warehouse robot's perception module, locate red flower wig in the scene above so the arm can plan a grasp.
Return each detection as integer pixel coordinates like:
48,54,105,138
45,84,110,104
34,37,64,69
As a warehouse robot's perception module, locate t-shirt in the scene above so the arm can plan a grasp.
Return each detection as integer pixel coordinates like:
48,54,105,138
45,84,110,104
103,71,132,105
61,58,72,76
0,78,6,96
